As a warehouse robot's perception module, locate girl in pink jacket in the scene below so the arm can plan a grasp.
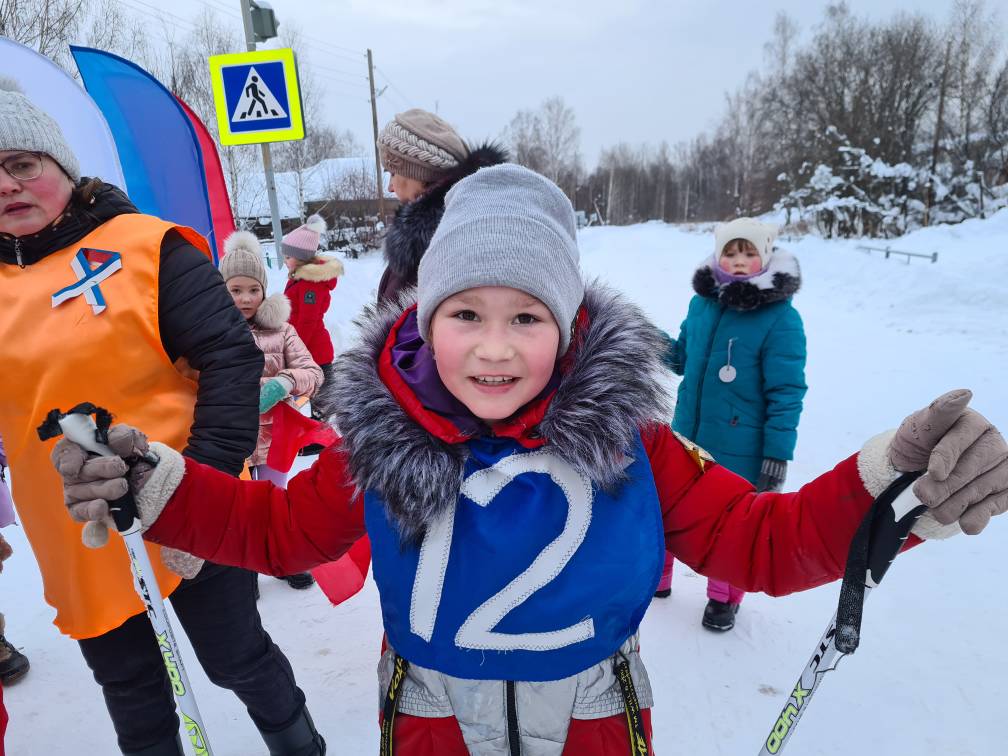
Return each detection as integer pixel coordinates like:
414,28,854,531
221,232,323,589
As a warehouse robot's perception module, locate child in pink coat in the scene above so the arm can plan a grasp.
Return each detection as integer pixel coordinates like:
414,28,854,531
221,232,323,588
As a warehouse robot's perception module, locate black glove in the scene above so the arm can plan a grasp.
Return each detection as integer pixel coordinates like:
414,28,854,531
756,457,787,492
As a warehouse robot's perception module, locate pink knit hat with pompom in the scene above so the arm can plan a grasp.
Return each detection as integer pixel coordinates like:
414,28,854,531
281,214,327,261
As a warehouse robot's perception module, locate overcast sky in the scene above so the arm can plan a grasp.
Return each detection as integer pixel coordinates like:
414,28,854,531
170,0,1000,168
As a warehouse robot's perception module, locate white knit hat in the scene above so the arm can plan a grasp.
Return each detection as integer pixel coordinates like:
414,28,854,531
714,218,778,268
0,77,81,182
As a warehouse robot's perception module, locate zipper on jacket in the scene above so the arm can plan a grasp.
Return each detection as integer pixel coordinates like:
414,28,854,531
506,680,522,756
14,238,24,268
691,306,725,440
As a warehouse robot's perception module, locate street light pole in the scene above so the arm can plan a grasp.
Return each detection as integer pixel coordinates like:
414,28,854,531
240,0,285,267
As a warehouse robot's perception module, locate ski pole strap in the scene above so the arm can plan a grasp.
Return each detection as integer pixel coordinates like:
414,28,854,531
379,653,409,756
614,652,650,756
835,471,924,654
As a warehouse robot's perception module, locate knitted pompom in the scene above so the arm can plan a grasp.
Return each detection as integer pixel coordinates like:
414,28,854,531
224,230,262,256
0,76,25,94
305,214,327,234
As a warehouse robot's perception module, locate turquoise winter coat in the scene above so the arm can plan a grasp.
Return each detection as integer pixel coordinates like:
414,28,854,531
665,250,807,484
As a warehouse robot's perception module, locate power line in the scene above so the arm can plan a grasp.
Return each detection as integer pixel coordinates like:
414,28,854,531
298,31,362,58
313,78,372,104
116,0,202,33
194,0,243,19
308,61,368,83
374,65,412,107
297,37,365,65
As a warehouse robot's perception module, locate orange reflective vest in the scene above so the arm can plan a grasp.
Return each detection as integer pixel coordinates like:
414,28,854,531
0,213,210,639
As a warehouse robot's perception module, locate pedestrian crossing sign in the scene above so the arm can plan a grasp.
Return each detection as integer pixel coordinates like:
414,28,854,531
209,48,304,146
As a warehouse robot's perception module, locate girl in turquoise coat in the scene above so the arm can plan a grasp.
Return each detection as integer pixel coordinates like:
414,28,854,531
659,218,807,631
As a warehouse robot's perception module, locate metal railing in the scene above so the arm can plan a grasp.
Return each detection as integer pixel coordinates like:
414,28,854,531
855,244,938,264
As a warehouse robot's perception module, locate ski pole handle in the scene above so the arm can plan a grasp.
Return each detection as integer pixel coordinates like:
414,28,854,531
758,473,927,755
40,406,213,754
54,412,151,533
863,471,926,588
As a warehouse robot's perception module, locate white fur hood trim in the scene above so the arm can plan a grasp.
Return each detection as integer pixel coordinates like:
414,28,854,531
253,292,291,330
290,255,344,282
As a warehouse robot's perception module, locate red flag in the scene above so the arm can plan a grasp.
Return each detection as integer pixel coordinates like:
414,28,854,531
311,536,372,606
175,95,235,264
265,402,368,605
266,402,338,473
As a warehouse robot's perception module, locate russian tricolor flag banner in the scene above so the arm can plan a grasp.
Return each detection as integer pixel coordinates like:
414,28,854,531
71,46,231,263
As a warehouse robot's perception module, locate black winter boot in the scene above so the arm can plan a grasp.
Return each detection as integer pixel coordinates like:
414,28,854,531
260,707,326,756
275,572,315,590
0,633,29,684
123,734,184,756
701,599,740,631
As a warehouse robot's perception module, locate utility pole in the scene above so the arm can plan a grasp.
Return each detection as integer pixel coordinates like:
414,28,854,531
240,0,285,267
367,49,386,225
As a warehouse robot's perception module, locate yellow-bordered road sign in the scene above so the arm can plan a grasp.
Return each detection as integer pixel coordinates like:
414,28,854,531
208,48,304,146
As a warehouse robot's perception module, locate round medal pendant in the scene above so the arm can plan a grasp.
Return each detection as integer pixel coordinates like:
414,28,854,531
719,365,737,383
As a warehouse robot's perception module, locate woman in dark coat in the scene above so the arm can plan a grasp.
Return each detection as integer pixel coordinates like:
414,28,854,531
376,108,508,304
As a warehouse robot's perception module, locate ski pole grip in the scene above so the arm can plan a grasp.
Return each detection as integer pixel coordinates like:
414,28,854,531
865,471,926,588
835,471,925,653
55,412,140,532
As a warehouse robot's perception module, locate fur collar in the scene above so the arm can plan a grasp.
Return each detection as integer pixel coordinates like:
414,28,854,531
289,255,344,282
327,283,671,542
383,142,509,279
252,292,291,330
692,249,801,311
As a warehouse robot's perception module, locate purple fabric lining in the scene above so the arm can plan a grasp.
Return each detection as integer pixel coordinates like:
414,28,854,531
390,312,487,436
390,310,561,437
710,255,765,286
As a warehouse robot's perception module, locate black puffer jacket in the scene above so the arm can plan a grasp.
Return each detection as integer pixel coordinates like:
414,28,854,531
377,142,509,304
0,181,262,475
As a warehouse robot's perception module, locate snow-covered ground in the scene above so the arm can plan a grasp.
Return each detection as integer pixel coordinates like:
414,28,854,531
5,213,1008,754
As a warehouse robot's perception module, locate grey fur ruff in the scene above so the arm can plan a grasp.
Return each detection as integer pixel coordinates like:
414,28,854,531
326,282,672,544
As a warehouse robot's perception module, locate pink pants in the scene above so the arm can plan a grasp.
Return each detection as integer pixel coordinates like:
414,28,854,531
657,551,745,604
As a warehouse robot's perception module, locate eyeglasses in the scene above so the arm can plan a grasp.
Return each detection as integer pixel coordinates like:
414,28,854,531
1,152,45,182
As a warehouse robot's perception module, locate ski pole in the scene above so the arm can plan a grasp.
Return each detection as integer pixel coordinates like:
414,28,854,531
38,404,213,756
757,471,925,756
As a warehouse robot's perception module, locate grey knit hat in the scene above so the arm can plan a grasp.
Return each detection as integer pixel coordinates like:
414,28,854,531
0,77,81,182
378,109,469,185
417,163,584,353
220,231,268,291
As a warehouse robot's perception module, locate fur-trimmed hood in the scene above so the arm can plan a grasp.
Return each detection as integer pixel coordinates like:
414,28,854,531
289,255,344,283
251,292,291,330
692,249,801,311
327,283,671,542
383,142,509,280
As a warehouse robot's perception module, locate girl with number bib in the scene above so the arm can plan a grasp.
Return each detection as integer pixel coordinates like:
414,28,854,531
49,165,1008,755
